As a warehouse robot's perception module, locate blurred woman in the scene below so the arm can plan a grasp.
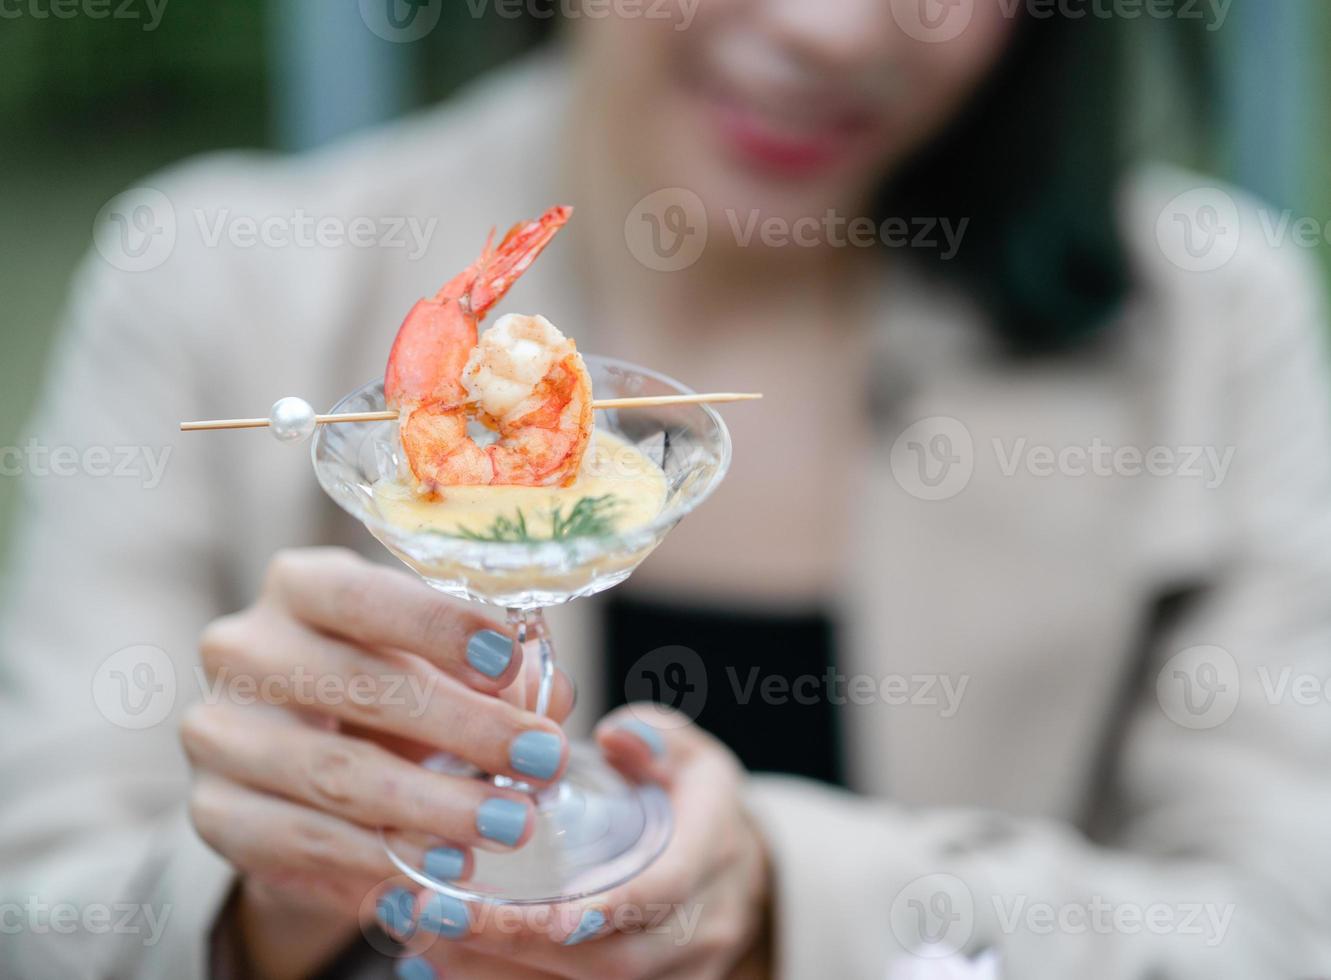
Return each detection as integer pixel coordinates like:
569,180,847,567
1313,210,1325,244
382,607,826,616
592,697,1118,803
3,1,1330,978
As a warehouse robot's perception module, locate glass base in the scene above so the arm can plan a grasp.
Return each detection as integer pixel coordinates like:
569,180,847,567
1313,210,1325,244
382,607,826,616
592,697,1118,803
383,743,671,905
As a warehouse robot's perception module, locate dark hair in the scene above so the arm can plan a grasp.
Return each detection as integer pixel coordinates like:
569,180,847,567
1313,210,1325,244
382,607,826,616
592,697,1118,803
882,9,1215,355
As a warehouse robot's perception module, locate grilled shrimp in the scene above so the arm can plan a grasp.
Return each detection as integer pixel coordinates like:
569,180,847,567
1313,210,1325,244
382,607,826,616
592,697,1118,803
384,206,592,497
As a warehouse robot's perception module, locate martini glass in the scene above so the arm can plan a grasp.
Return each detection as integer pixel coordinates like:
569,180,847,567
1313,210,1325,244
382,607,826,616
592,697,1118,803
312,355,731,904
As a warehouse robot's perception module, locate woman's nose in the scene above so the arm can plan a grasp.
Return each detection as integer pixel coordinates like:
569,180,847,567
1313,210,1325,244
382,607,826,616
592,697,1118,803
756,0,899,71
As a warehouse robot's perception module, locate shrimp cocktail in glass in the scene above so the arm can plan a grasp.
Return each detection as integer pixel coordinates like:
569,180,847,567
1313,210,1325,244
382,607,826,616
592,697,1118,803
312,206,732,904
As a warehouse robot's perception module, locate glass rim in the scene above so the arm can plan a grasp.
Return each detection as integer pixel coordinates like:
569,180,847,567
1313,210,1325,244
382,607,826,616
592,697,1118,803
310,354,734,566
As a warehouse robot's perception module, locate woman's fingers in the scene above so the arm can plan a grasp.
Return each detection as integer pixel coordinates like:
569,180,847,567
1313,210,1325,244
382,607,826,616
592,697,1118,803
569,709,741,932
372,891,560,979
273,545,578,724
594,713,674,783
501,658,577,724
199,610,569,788
262,548,523,692
425,711,741,974
188,775,414,902
182,704,536,855
383,868,748,980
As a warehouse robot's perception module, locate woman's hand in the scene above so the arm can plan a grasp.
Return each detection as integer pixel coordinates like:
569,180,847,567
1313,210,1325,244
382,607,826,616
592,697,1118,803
394,707,773,980
180,547,573,980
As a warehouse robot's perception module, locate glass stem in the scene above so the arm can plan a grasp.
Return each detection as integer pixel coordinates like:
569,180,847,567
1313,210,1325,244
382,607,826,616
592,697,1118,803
505,607,565,809
507,607,556,719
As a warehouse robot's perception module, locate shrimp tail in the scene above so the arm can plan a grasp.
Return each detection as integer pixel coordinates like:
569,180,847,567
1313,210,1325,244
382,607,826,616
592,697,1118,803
466,205,572,315
385,205,572,409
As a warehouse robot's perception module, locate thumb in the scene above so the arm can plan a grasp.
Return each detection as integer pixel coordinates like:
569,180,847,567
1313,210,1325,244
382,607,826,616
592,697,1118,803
594,703,703,786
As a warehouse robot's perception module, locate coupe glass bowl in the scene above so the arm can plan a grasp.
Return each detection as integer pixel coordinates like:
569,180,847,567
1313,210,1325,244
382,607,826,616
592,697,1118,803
313,357,732,608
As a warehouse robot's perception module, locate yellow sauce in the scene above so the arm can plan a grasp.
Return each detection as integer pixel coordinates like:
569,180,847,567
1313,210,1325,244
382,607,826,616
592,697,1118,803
373,430,668,540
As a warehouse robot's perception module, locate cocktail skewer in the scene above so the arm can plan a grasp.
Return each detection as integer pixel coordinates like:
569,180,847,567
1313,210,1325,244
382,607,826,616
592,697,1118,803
180,392,762,441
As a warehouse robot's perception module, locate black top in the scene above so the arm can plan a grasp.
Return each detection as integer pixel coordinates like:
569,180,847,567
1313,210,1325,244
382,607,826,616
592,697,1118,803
602,593,846,788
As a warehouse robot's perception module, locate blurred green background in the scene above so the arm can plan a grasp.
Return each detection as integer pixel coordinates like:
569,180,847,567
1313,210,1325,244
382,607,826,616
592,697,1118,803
0,0,1327,546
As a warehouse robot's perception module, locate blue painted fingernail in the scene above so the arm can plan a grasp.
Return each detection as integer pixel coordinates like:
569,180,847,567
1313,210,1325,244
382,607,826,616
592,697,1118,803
564,908,607,946
617,719,665,758
424,846,466,882
509,731,562,780
376,887,415,938
419,892,470,939
394,957,436,980
466,629,512,678
476,797,528,846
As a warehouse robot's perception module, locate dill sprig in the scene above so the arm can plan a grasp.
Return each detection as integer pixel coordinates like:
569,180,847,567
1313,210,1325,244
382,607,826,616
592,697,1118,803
454,494,622,543
454,508,531,543
550,494,622,539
